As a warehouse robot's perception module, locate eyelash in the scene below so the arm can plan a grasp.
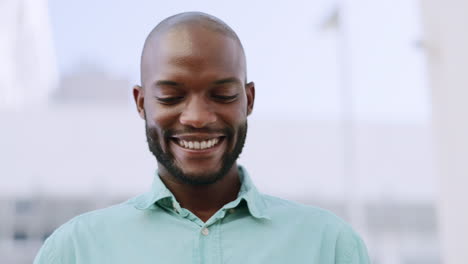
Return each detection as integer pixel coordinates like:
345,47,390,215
212,95,238,101
156,96,184,104
155,94,238,104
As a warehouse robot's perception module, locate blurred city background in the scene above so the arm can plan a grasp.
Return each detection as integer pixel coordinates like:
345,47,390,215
1,0,467,263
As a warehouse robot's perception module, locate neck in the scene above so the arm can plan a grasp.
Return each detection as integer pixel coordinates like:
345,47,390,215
158,164,241,222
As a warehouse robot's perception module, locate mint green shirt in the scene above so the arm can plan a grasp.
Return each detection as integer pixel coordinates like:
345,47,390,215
34,166,370,264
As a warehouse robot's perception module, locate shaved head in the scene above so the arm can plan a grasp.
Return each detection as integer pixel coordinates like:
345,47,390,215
140,12,247,86
133,12,255,185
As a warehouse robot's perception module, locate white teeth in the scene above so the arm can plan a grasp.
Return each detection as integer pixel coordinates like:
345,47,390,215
177,138,221,150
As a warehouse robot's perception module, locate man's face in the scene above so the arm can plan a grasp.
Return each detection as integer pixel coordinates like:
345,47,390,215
134,26,255,185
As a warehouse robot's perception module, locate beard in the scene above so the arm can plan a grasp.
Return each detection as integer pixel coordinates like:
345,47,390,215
144,119,247,185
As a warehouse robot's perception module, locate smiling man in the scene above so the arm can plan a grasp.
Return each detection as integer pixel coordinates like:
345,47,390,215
34,12,370,264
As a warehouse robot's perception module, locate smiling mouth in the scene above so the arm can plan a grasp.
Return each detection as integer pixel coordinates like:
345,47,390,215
172,137,224,150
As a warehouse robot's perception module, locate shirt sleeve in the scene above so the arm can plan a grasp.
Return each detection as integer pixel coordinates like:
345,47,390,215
33,222,77,264
34,241,53,264
335,225,371,264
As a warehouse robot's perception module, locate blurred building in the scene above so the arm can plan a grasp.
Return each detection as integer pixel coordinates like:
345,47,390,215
52,62,130,105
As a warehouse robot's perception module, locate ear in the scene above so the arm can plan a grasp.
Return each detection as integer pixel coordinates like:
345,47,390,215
133,85,145,120
245,81,255,116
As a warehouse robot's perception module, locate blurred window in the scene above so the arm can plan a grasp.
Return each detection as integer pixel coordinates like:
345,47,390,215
15,199,33,214
13,230,28,241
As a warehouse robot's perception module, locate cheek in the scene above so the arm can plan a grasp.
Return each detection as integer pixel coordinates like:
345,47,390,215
146,104,181,128
145,107,181,149
227,101,249,124
144,92,180,125
218,107,247,135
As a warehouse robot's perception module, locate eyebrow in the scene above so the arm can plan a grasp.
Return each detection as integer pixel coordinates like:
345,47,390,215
154,77,242,88
155,80,181,87
213,77,242,85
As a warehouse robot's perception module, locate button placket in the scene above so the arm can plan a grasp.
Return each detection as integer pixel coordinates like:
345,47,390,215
201,227,209,236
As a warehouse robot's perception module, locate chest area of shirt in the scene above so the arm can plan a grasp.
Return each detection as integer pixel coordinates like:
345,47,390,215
75,216,330,264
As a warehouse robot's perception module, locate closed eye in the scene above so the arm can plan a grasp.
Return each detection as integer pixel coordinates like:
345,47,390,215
156,96,184,104
212,94,238,102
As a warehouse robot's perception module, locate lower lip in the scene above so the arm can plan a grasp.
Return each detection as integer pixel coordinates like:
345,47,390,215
170,137,226,156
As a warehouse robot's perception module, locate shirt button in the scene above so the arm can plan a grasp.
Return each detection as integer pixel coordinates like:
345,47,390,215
228,208,236,214
201,227,209,236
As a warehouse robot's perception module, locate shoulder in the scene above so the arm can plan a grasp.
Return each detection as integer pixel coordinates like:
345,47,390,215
33,196,144,264
261,194,347,227
260,194,370,263
57,197,141,231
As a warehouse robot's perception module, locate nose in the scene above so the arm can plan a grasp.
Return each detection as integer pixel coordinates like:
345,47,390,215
179,96,217,128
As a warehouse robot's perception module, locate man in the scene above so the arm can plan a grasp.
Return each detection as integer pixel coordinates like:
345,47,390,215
34,12,370,264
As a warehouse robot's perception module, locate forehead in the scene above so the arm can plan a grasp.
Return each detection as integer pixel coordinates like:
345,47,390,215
141,26,246,85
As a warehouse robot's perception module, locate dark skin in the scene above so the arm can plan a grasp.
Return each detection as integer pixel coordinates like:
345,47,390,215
133,23,255,222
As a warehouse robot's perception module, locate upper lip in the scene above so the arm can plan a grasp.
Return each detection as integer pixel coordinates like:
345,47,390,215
171,133,225,141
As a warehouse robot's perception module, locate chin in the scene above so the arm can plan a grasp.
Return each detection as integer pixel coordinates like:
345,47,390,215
170,162,227,185
180,166,221,179
176,157,220,172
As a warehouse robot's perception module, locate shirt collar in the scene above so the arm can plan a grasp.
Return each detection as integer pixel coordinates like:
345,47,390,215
133,165,270,220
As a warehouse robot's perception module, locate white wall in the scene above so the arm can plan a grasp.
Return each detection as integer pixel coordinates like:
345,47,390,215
421,1,468,263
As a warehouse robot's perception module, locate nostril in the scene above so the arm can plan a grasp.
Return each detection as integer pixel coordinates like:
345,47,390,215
179,112,217,128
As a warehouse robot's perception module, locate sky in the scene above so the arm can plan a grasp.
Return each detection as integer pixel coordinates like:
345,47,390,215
47,0,431,122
